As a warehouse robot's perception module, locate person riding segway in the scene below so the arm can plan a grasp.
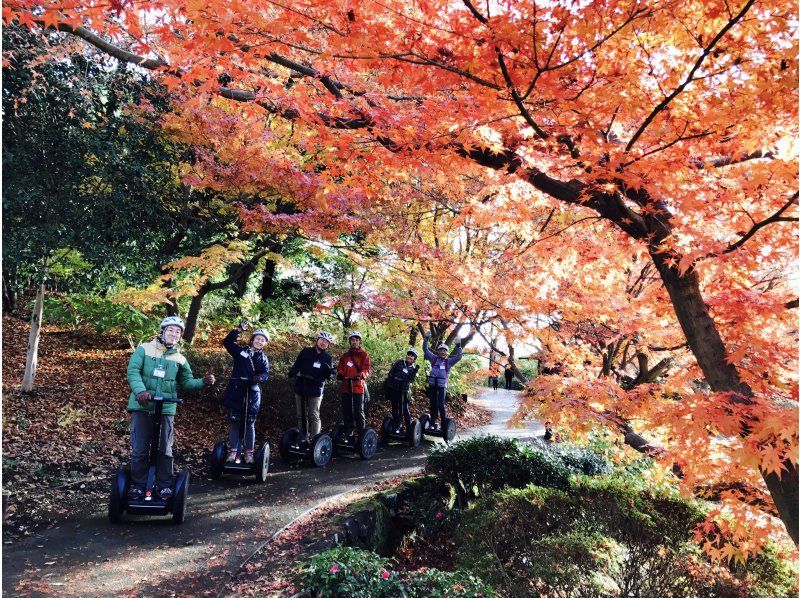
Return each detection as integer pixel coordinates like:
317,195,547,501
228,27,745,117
380,349,422,447
110,316,215,523
419,333,463,443
280,331,335,466
209,323,270,481
330,331,378,459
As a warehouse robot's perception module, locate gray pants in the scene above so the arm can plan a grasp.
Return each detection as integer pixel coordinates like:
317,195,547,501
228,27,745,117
295,393,322,440
130,411,174,488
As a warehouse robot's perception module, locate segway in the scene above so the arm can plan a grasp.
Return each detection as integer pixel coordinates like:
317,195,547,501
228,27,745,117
380,414,422,447
109,397,189,524
419,413,456,442
419,398,457,444
279,375,333,467
380,386,422,448
210,379,269,482
330,377,378,459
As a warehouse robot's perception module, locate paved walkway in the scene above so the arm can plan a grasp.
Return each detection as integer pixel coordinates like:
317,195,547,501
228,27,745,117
3,389,538,596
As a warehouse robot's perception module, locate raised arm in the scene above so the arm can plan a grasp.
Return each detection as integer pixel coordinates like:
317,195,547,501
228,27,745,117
222,329,241,357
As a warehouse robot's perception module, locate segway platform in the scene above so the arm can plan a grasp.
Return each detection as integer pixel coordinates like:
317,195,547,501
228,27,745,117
279,428,333,467
380,415,422,448
418,413,457,443
210,441,270,482
330,424,378,459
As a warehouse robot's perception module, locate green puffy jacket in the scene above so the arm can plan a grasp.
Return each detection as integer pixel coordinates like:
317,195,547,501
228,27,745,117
126,339,204,416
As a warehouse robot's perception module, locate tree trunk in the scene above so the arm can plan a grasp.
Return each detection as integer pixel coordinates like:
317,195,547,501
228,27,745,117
650,249,799,544
260,258,277,301
182,286,209,345
2,272,16,313
21,281,45,392
408,325,418,347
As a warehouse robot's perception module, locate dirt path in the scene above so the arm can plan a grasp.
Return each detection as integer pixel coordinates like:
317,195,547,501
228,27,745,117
3,388,538,597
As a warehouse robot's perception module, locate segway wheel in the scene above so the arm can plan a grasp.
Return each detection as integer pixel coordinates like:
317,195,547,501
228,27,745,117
108,467,127,524
172,471,189,525
443,418,457,443
419,413,431,434
280,428,300,463
358,428,378,460
408,419,423,448
380,416,393,444
210,440,226,480
255,443,270,482
310,433,333,467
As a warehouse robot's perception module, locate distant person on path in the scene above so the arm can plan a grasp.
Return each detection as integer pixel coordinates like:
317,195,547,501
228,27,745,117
544,421,554,442
422,333,463,430
488,364,500,391
337,331,372,436
384,349,420,432
221,323,270,464
288,331,335,442
125,316,215,501
504,364,514,390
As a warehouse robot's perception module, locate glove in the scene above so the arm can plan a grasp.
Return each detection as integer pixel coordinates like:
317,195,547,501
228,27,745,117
455,339,462,347
136,391,152,406
238,320,249,331
250,375,262,384
424,332,431,340
202,373,216,386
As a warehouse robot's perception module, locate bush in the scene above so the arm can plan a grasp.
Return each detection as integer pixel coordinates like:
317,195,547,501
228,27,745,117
426,436,607,507
300,546,494,597
42,294,158,341
455,477,797,597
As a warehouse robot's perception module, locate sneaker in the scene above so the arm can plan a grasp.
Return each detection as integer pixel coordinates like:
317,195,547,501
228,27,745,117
159,487,173,501
226,449,238,463
244,450,255,464
127,486,144,500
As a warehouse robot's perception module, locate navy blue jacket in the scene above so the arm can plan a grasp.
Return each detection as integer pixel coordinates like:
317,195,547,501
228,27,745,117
385,359,419,392
222,329,269,414
288,346,334,398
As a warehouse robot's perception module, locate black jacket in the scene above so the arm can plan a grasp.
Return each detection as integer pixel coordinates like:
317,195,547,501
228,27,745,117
222,329,269,413
385,359,419,392
288,346,335,397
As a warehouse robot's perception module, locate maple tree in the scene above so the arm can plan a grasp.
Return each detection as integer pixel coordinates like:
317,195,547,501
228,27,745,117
5,0,798,549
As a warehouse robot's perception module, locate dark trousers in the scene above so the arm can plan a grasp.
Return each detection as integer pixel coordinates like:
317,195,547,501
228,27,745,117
387,387,411,429
130,411,174,488
505,375,513,390
490,377,498,391
427,385,446,424
341,393,365,435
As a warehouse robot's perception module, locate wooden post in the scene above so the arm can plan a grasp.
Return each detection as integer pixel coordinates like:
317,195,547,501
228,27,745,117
21,281,45,392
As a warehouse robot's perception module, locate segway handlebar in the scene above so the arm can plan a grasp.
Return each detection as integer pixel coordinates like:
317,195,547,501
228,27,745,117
151,396,184,404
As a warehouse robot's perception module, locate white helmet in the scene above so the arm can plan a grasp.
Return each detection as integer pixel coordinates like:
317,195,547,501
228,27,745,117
160,316,185,332
348,331,362,341
251,329,270,342
406,348,418,358
436,343,449,351
317,331,334,343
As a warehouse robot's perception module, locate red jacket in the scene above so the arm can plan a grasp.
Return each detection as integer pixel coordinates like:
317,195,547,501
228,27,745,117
337,348,371,394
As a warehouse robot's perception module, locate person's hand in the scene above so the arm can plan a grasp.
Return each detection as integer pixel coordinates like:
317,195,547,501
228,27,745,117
424,332,431,340
136,391,152,406
250,375,261,384
238,320,248,332
455,339,461,347
203,372,216,386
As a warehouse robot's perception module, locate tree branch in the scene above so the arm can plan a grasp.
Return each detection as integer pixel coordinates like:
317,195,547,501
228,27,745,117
625,0,757,152
722,192,799,255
